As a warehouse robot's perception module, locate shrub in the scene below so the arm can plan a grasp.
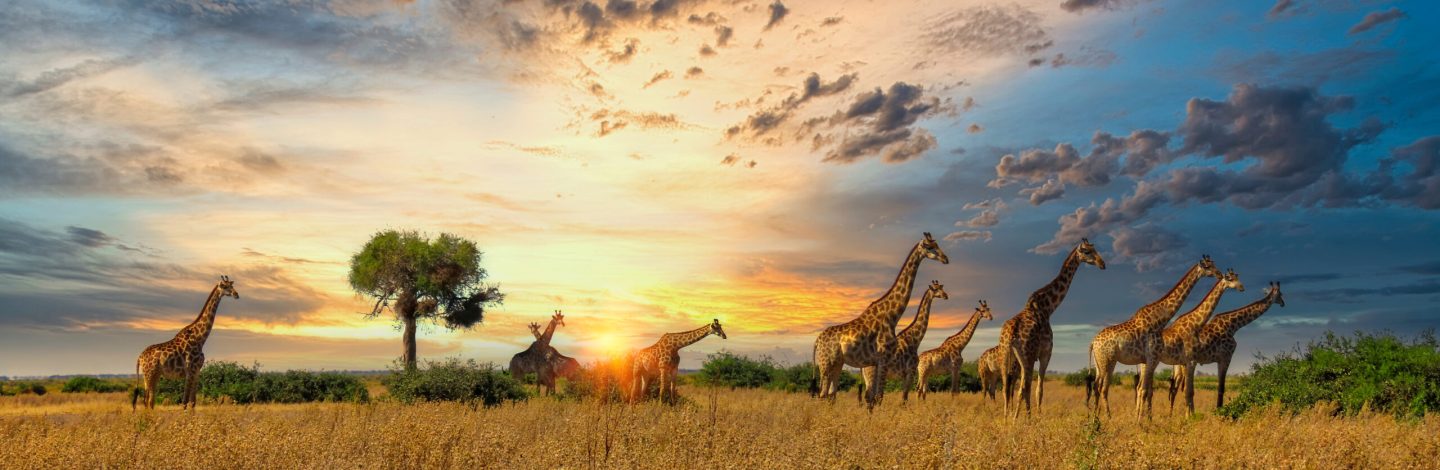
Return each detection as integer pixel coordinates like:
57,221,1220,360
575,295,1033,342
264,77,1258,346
694,352,775,388
0,382,47,396
384,358,527,407
61,376,129,393
151,362,368,405
921,364,982,393
1219,331,1440,419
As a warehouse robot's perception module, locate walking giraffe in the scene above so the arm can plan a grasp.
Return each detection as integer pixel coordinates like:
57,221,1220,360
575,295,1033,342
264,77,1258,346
870,281,949,402
916,300,992,400
509,310,565,395
132,276,239,411
1174,282,1285,408
1156,269,1244,414
631,319,727,403
814,233,949,408
1088,255,1221,419
997,239,1105,417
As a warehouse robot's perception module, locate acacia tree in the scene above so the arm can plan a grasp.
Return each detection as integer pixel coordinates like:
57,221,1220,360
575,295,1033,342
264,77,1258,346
348,230,504,370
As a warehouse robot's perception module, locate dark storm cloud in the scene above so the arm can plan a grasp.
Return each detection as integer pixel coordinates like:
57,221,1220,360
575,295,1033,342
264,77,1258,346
923,4,1052,57
1347,7,1405,35
765,1,789,31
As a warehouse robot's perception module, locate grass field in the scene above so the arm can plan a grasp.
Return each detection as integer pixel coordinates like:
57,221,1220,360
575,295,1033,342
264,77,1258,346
3,381,1437,469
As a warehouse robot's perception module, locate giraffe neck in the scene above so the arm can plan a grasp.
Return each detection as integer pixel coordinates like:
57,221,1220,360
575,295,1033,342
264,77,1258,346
664,324,715,352
178,285,225,346
1206,294,1277,337
1136,263,1208,330
538,317,559,347
1167,278,1229,338
868,243,926,327
1031,246,1083,321
941,310,982,351
896,289,939,351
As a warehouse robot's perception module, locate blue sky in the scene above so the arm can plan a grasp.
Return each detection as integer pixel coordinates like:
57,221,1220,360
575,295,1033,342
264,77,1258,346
1,0,1437,377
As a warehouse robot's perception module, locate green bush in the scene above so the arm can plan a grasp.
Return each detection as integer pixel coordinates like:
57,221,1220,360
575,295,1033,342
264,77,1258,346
61,376,129,393
1,382,47,396
1219,331,1440,419
384,358,527,407
921,362,982,393
151,362,368,405
694,352,775,388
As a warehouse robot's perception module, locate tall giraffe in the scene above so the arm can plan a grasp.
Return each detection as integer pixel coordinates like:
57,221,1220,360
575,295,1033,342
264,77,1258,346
132,276,239,411
631,319,727,403
997,239,1105,417
1156,269,1244,414
527,322,583,386
1088,255,1221,419
872,281,950,402
916,299,992,400
814,232,949,408
1179,282,1285,408
509,310,565,396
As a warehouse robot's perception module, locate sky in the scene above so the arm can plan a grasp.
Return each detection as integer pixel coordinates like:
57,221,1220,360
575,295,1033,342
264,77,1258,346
1,0,1438,377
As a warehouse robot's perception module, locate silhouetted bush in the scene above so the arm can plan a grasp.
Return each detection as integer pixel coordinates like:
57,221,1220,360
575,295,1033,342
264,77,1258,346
384,358,527,407
61,376,129,393
1219,331,1440,419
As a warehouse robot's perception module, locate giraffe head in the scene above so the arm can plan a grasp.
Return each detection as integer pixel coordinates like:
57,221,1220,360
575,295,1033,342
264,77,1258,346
1266,282,1286,307
921,232,949,264
1076,238,1106,270
1220,268,1245,292
217,275,239,299
974,300,993,321
927,280,949,300
551,310,566,327
1197,255,1222,279
709,319,728,339
528,322,542,337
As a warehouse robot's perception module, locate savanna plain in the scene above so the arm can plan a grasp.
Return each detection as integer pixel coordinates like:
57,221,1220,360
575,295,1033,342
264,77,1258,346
4,381,1437,469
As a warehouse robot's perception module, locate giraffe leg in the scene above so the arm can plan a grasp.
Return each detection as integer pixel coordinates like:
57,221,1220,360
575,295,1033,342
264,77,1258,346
1035,354,1051,415
1216,358,1231,409
1096,359,1116,418
1136,362,1154,420
1167,365,1180,414
860,366,879,410
145,372,159,410
1184,362,1197,415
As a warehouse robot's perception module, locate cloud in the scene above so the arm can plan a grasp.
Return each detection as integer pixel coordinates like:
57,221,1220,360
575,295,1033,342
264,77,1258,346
720,154,740,166
765,1,789,31
607,38,640,63
1048,47,1117,68
0,141,188,198
1213,47,1395,87
924,5,1052,57
587,108,689,137
943,230,992,242
643,70,673,88
4,56,138,97
1108,224,1188,271
1060,0,1143,14
1267,0,1295,19
1020,179,1065,205
1347,7,1405,35
819,82,947,164
685,66,704,78
726,72,858,140
967,123,984,134
714,25,733,46
821,16,842,27
957,198,1005,228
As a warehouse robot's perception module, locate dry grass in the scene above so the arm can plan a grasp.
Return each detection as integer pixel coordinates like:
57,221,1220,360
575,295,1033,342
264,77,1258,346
2,383,1437,469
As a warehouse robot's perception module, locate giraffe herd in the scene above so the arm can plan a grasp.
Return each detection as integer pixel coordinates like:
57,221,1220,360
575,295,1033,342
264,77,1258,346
133,232,1284,416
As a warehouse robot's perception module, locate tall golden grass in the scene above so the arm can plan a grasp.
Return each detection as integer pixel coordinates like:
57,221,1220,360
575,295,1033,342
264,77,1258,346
2,383,1436,468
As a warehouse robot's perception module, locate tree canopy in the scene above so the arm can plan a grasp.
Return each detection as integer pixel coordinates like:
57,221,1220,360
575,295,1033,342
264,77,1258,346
348,230,503,369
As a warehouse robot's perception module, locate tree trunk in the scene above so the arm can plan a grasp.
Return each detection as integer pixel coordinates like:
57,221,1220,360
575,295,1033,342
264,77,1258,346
402,314,418,371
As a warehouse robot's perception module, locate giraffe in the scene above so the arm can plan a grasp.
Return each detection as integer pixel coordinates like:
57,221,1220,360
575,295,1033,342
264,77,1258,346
975,346,1009,401
1088,255,1222,419
1156,269,1244,414
814,232,949,409
997,238,1106,417
870,280,950,402
526,322,583,387
631,319,727,403
1178,282,1285,409
916,299,992,400
509,310,565,396
132,276,239,411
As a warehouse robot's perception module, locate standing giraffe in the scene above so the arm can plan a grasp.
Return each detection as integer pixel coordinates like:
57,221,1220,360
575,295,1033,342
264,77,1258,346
1088,255,1221,419
631,319,727,403
916,299,992,400
1156,269,1244,414
509,310,565,395
814,232,949,408
1179,282,1285,408
975,346,1011,401
526,322,583,387
872,281,950,402
132,276,239,411
997,239,1106,417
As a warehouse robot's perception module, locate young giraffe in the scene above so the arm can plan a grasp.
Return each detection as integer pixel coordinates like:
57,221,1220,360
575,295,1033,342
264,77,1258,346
509,310,565,396
1088,255,1221,419
814,232,949,408
872,281,950,402
132,276,239,411
1176,282,1285,408
975,346,1009,401
916,299,992,400
527,322,583,386
631,319,727,403
1155,269,1244,414
997,239,1106,417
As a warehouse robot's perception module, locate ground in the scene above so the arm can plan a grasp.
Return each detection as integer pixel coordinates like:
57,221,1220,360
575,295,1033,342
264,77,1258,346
2,382,1437,468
